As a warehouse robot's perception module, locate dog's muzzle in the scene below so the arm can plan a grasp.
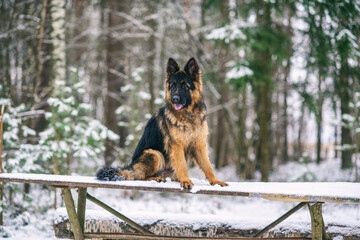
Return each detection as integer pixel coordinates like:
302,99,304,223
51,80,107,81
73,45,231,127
171,95,185,110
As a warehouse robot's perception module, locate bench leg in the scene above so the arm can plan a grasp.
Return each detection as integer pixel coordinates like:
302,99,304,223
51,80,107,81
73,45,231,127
77,188,87,232
308,203,326,240
61,188,84,240
253,202,307,237
86,192,153,235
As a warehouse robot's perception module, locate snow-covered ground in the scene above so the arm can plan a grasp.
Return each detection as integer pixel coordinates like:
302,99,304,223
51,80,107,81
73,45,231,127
1,158,359,239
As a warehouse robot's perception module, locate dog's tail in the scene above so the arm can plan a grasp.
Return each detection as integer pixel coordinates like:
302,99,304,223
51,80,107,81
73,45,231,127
96,167,126,181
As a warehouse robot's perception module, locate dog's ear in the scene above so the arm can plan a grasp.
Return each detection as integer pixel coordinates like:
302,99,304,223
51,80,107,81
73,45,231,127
184,58,199,79
167,58,180,76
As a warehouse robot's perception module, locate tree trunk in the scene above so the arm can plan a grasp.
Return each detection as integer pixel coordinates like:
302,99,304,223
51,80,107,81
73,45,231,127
104,1,128,166
50,0,66,209
0,2,12,99
258,82,271,182
214,0,230,169
238,89,254,179
339,53,352,169
296,103,305,160
33,0,52,133
146,1,157,114
35,0,49,102
237,91,247,175
255,2,272,182
215,75,230,169
281,8,294,163
274,89,281,165
0,105,4,225
316,74,324,164
51,0,66,94
316,112,322,164
282,75,289,163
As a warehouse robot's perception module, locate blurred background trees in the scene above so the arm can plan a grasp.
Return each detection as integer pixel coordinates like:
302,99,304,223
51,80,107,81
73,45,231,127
0,0,359,183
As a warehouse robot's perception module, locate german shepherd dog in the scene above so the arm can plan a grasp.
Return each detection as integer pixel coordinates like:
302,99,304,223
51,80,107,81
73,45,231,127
97,58,227,189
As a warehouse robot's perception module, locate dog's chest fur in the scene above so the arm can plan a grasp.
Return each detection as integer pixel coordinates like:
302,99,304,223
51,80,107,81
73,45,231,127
163,108,208,145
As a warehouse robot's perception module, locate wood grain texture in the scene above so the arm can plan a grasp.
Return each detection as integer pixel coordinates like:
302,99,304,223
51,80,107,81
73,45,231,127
308,203,326,240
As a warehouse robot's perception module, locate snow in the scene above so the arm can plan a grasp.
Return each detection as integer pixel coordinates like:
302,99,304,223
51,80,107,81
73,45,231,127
1,172,359,203
206,20,252,43
226,66,253,80
342,113,355,123
138,91,151,100
336,29,359,51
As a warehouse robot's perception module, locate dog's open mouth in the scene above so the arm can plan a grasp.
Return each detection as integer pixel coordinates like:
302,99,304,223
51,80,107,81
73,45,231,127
174,103,185,111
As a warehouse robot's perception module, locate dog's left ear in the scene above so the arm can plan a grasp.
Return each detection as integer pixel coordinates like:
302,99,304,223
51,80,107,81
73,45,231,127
184,58,199,79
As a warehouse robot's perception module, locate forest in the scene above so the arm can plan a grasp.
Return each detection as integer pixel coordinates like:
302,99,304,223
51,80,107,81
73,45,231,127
0,0,360,238
1,0,360,187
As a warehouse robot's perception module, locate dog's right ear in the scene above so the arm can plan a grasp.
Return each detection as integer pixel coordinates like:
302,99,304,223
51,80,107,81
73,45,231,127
167,58,180,77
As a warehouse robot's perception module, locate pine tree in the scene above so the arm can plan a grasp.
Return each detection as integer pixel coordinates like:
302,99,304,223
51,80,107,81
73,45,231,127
238,1,291,181
331,0,360,169
39,68,119,175
206,0,293,180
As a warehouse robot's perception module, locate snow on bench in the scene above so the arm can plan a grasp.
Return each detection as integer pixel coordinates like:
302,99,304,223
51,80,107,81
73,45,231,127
0,172,359,204
1,172,360,240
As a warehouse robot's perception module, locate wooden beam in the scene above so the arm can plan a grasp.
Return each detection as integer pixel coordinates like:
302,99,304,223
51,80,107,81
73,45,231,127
86,192,153,235
84,232,311,240
307,203,326,240
1,173,359,204
77,188,87,232
61,188,84,240
254,202,307,237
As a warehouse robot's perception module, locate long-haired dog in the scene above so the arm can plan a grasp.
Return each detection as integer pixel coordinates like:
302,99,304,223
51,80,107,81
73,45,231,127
97,58,227,189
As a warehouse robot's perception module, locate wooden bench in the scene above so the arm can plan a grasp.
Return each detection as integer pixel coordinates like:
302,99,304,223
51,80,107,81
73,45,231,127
0,173,359,240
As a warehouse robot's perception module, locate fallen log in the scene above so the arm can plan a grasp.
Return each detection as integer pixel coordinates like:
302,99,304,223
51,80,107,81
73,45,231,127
54,208,360,239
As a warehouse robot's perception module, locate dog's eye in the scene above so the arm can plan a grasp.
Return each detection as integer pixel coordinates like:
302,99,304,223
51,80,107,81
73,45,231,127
182,83,189,90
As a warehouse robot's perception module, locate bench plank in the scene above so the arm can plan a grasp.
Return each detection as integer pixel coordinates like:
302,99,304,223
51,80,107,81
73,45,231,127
0,173,359,204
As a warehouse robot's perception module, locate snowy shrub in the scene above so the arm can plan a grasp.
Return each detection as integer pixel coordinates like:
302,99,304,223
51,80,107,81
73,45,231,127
7,144,46,173
0,98,43,216
40,68,119,174
0,99,41,173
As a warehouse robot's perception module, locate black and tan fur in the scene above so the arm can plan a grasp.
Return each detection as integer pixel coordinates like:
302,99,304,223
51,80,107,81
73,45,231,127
97,58,227,189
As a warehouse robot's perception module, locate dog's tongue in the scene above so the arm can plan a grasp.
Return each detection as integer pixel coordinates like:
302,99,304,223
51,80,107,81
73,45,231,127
174,104,183,110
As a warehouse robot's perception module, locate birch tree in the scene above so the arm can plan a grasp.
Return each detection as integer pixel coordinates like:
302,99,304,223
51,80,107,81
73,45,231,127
50,0,66,175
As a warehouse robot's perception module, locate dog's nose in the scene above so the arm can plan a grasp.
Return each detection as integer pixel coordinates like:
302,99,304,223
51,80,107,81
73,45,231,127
172,95,180,103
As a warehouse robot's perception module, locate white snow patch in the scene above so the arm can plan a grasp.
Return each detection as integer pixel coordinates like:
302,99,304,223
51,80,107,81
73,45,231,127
226,66,253,80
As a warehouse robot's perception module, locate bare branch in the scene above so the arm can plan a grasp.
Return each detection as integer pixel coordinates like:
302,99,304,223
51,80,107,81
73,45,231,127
17,110,46,118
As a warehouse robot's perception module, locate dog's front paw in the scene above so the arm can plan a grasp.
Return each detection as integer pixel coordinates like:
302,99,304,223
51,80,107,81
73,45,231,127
180,179,194,190
146,177,166,182
210,180,228,187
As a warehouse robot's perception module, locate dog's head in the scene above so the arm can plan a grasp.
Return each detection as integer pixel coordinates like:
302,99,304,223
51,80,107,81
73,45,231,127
165,58,202,111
